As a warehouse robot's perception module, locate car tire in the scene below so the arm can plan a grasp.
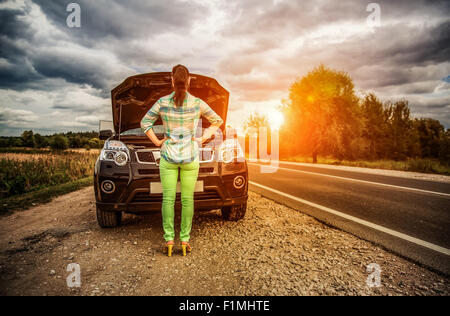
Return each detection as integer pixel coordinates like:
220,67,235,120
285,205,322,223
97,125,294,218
221,202,247,221
96,206,122,228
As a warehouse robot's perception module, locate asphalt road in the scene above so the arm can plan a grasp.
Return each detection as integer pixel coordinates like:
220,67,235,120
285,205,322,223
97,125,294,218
248,161,450,275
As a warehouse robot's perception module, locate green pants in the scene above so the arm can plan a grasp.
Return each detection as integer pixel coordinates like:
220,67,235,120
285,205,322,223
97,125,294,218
159,156,200,242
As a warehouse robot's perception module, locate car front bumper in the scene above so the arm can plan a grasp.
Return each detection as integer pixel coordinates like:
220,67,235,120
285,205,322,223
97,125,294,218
94,158,248,213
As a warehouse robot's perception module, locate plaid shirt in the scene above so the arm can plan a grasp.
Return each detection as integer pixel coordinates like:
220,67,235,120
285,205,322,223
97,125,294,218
140,91,223,164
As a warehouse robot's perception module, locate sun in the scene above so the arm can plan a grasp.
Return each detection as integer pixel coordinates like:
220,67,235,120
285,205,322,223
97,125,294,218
267,109,284,130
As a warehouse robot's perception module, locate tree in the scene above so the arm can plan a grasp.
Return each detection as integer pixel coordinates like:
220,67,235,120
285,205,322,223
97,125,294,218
0,138,8,148
413,118,444,158
10,138,23,147
281,65,361,163
439,129,450,164
385,100,420,160
69,135,83,148
21,130,35,148
80,136,90,148
34,133,49,148
361,93,389,159
50,135,69,150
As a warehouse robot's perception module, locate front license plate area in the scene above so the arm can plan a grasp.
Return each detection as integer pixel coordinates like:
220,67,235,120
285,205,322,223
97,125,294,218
150,181,204,194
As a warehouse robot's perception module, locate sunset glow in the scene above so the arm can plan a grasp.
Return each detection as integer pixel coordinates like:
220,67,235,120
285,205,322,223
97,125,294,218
267,109,284,130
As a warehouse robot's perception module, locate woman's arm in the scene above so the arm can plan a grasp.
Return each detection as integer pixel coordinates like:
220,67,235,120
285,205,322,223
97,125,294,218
194,123,222,144
194,99,224,144
145,128,168,147
141,99,168,146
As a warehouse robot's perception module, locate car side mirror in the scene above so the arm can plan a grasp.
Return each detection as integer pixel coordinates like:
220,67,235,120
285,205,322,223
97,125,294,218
99,129,113,140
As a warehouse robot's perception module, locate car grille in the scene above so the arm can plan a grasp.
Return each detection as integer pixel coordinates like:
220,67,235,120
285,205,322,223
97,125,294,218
138,169,159,175
131,190,221,203
199,148,214,162
138,168,214,176
136,151,156,163
138,168,213,175
135,148,214,164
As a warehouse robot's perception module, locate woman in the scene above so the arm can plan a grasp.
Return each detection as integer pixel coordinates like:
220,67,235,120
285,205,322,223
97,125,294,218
140,65,223,256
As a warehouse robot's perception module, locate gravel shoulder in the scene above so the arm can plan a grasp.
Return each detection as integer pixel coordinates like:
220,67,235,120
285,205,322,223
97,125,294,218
0,186,448,296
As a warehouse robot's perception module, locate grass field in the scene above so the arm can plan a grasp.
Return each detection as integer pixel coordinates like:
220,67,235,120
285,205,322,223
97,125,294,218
0,148,99,214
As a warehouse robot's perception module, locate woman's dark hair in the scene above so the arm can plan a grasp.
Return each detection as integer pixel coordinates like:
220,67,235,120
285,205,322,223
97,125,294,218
172,64,190,76
171,65,190,107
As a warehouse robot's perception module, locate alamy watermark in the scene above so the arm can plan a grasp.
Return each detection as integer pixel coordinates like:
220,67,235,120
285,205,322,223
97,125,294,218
366,3,381,29
366,263,382,288
66,263,81,288
66,3,81,28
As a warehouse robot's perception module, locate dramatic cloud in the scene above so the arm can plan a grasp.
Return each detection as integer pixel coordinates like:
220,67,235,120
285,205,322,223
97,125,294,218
0,0,449,136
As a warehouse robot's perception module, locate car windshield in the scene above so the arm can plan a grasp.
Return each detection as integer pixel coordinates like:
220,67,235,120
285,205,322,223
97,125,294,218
120,125,165,136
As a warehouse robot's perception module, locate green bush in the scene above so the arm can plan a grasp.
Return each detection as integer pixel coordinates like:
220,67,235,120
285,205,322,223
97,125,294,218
50,135,69,150
8,175,27,195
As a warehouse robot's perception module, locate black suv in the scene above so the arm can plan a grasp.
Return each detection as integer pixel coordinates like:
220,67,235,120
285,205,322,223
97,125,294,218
94,72,248,227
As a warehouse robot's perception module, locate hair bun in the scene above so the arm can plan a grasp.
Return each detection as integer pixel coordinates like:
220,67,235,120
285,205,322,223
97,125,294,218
172,64,190,79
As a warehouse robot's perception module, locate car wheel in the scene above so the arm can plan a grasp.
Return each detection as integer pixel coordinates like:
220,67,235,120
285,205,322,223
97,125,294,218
96,206,122,228
221,202,247,221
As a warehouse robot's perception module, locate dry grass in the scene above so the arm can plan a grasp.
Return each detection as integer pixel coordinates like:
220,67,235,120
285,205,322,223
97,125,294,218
0,150,99,199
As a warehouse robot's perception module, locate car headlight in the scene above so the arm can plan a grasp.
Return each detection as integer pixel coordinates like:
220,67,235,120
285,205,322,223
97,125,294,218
100,140,130,166
218,139,244,163
114,151,128,166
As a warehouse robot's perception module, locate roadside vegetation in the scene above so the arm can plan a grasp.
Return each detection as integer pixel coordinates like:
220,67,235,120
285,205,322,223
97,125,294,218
281,156,450,176
0,130,104,151
0,149,98,214
244,64,450,175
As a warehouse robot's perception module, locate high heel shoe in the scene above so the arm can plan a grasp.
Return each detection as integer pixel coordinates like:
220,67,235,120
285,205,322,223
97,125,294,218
164,241,174,257
181,241,192,256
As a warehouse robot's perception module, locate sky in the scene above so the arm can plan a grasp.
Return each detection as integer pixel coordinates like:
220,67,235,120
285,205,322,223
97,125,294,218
0,0,449,136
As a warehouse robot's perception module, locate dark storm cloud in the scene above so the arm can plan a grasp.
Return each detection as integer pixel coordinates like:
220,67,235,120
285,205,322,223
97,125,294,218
32,0,208,42
218,0,450,85
2,0,448,94
356,21,450,70
222,0,363,39
223,0,450,38
0,0,209,93
0,8,31,40
0,7,44,89
219,17,450,103
32,52,110,92
339,20,450,90
0,60,42,89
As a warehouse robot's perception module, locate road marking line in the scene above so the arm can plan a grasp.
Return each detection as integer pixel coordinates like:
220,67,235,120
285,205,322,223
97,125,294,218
248,163,450,198
249,181,450,256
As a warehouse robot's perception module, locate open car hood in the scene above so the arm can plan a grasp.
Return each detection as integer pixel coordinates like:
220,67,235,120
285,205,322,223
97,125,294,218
111,72,229,134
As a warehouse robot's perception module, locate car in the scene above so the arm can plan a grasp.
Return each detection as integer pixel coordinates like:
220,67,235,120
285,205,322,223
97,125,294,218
94,72,248,227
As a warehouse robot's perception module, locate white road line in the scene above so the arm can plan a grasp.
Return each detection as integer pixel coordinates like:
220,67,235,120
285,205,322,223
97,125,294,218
248,163,450,198
249,181,450,256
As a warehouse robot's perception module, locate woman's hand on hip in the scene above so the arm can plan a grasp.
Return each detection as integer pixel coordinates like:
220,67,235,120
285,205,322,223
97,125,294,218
158,137,169,147
192,136,203,144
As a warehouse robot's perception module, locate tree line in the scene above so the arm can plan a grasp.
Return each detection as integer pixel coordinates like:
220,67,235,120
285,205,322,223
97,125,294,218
0,130,104,150
277,65,450,164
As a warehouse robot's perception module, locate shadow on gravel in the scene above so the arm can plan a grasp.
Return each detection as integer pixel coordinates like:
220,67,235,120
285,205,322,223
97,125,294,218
3,227,89,256
119,208,226,229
